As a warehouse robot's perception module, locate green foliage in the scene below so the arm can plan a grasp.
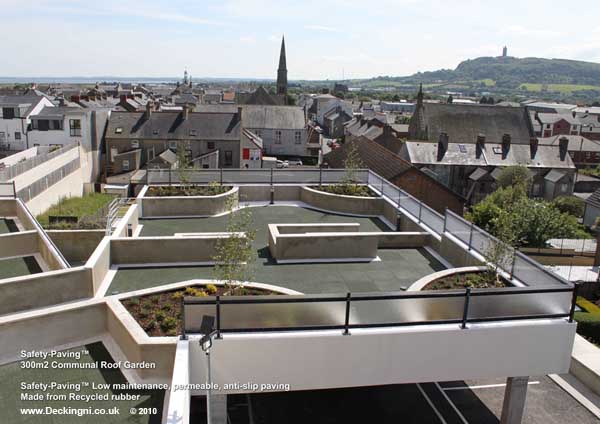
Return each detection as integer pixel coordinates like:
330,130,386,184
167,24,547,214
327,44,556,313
36,193,115,229
205,284,218,295
580,165,600,178
466,185,589,248
160,316,178,332
552,196,584,218
155,310,166,322
212,196,257,295
575,297,600,346
147,183,229,197
495,165,532,189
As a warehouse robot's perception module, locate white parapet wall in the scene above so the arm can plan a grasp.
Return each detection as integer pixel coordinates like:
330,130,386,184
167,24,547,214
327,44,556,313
187,320,576,396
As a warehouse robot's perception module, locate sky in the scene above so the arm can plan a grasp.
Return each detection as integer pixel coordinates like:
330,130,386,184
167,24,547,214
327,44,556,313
2,0,600,80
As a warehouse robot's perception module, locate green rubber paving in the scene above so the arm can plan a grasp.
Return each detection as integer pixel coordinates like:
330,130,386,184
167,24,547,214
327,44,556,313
108,206,444,294
0,342,164,424
0,218,18,234
0,256,42,280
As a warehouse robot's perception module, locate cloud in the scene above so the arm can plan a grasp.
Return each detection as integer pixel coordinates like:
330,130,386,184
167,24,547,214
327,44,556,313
304,25,342,33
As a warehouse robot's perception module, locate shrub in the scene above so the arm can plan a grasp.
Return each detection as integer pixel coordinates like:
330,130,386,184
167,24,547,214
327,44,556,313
160,317,178,332
205,284,218,295
144,320,157,331
552,196,585,218
172,291,184,300
128,298,140,306
184,287,197,296
150,296,160,305
575,297,600,346
155,311,166,322
138,307,151,319
161,303,172,312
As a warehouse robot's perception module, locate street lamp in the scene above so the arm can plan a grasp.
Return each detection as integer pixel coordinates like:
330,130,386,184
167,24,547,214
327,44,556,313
199,315,217,424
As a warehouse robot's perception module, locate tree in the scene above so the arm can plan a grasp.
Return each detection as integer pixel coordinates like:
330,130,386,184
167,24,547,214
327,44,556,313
212,196,257,295
447,95,453,104
392,94,401,102
175,141,192,194
495,165,532,190
479,96,488,104
552,195,584,218
341,141,364,185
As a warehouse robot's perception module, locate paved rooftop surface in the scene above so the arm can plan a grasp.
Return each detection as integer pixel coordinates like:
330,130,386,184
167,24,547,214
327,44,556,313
211,376,598,424
108,206,444,294
0,342,164,424
0,218,18,234
0,256,42,280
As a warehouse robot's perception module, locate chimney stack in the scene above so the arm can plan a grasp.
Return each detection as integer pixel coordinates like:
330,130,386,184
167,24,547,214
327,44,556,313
437,132,449,161
237,106,243,124
559,136,569,161
182,104,189,120
476,133,485,158
530,137,539,158
145,101,153,119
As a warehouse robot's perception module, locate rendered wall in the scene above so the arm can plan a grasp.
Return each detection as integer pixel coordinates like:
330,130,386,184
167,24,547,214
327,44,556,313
110,237,224,265
0,267,93,316
300,186,384,216
189,321,576,395
140,187,238,218
47,230,105,264
0,231,37,258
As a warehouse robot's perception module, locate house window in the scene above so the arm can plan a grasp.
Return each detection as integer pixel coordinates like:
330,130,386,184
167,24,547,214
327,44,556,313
294,131,302,144
131,139,139,149
14,132,21,140
560,183,568,193
275,130,282,144
37,120,49,131
254,130,262,138
224,150,233,166
250,149,261,160
207,141,215,150
153,129,159,135
532,183,541,195
115,127,123,134
0,132,5,142
122,160,130,171
147,148,155,161
2,108,15,119
51,120,62,130
168,140,178,150
69,119,81,136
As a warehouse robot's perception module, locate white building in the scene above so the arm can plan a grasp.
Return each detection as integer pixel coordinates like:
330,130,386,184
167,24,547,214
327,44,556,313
0,95,53,151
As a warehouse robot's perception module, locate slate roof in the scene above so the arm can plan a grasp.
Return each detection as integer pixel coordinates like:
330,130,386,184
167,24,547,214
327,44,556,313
403,140,575,169
193,104,306,130
323,136,412,180
106,111,241,141
585,188,600,209
538,135,600,152
544,169,568,182
236,86,285,106
410,103,535,144
537,112,580,125
469,167,490,181
0,95,46,116
34,106,84,118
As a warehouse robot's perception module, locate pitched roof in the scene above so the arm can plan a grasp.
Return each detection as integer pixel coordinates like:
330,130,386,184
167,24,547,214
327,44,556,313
538,135,600,152
106,111,241,141
193,104,306,130
237,86,284,106
323,136,414,180
537,112,580,125
409,103,535,144
544,169,568,182
585,188,600,209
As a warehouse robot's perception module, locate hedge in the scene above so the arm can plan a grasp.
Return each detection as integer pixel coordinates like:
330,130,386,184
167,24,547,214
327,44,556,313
574,297,600,346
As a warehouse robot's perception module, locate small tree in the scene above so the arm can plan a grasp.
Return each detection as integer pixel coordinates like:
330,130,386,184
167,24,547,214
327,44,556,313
482,213,518,286
175,141,192,194
212,196,257,295
495,165,532,190
341,141,363,185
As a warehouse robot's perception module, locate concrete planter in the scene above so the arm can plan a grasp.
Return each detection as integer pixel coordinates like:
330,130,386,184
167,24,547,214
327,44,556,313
300,186,384,216
139,185,239,218
407,266,490,291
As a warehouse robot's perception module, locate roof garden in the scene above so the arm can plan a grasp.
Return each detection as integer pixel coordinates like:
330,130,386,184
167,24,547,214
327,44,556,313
107,206,444,294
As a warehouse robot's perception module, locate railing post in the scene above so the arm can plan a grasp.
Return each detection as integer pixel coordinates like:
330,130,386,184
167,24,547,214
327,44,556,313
181,298,187,340
215,295,221,339
418,203,422,223
380,178,384,197
270,167,274,186
443,209,448,233
168,169,172,186
510,250,516,279
319,167,323,186
461,288,471,329
468,221,474,250
569,283,580,323
343,292,351,335
220,168,223,185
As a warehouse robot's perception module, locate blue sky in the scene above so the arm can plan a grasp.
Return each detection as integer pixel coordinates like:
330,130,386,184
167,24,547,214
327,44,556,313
2,0,600,79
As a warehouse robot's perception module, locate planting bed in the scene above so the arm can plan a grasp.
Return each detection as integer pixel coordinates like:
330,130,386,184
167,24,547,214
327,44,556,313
423,271,509,290
146,185,231,197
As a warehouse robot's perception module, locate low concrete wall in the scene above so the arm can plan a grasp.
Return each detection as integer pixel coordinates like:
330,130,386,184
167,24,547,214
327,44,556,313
111,236,232,265
86,237,111,294
300,186,384,216
238,185,302,202
0,301,107,364
47,230,105,264
0,231,38,258
377,232,431,248
0,267,93,316
407,266,487,292
273,233,379,262
0,199,17,217
140,186,238,218
36,230,67,271
113,203,139,238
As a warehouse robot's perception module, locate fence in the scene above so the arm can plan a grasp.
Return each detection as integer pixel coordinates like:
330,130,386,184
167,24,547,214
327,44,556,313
145,168,568,288
183,285,577,336
16,158,81,203
0,144,79,182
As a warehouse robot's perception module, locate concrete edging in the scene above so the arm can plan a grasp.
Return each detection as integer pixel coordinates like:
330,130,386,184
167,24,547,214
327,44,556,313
139,185,238,218
407,266,488,292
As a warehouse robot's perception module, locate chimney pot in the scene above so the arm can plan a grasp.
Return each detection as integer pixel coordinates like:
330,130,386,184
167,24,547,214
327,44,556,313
145,101,153,119
559,136,569,160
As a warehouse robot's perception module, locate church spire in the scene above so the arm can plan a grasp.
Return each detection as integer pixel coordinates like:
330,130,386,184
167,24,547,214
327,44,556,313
277,35,288,96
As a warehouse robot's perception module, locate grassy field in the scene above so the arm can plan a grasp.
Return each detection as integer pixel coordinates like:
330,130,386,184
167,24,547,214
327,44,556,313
36,193,115,226
519,83,600,93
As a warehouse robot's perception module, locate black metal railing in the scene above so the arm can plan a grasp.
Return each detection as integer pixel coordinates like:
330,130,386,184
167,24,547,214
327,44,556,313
182,284,578,338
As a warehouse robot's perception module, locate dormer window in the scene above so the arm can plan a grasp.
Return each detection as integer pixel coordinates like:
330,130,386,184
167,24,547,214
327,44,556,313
115,127,123,134
131,140,139,149
153,129,159,135
189,129,197,136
